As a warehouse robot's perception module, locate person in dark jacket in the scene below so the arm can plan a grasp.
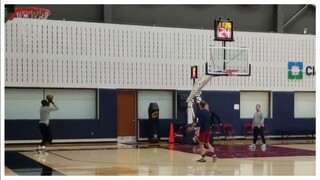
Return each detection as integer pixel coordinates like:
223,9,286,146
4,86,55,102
195,101,217,162
204,103,223,143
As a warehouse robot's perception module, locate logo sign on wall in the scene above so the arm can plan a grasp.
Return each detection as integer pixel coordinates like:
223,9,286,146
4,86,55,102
288,62,315,80
288,62,303,79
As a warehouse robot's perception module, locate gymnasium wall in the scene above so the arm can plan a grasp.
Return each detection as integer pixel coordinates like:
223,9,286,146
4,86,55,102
4,19,315,141
5,19,315,90
5,89,315,141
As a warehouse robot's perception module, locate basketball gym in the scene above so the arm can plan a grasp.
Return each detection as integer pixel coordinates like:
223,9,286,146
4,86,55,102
2,4,316,176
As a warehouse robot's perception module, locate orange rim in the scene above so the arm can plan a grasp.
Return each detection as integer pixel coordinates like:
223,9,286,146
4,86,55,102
226,70,239,76
8,7,50,20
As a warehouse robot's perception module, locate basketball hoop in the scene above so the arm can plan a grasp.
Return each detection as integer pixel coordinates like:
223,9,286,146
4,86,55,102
8,7,50,20
226,69,239,76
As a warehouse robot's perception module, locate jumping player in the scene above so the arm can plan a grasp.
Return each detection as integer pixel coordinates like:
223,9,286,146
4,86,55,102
195,100,217,162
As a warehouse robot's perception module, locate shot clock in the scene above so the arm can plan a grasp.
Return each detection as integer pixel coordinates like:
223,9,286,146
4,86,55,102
214,19,234,41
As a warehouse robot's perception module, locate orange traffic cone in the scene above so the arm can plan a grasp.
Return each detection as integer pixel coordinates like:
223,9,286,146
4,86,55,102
169,122,175,143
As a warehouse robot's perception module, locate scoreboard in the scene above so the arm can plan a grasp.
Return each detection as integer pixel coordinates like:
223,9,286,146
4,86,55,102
214,19,234,41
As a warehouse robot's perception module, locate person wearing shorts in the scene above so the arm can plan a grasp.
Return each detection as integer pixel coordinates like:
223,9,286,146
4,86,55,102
195,101,217,162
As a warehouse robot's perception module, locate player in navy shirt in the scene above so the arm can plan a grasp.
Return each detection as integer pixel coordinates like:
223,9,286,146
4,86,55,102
196,101,217,162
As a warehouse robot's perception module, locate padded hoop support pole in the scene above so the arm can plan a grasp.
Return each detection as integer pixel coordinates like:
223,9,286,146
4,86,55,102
186,75,213,124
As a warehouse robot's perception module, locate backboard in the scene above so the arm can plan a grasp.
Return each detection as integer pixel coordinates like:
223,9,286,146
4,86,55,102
206,46,251,76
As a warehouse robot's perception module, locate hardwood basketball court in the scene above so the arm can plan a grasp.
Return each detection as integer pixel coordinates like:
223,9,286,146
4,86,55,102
5,141,315,176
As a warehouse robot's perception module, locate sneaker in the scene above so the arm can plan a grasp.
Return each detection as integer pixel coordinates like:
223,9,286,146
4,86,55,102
36,146,47,154
261,144,266,152
36,146,42,154
212,155,217,162
197,158,206,162
249,144,256,151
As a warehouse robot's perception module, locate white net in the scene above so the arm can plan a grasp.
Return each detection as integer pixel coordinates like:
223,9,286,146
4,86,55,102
13,8,50,20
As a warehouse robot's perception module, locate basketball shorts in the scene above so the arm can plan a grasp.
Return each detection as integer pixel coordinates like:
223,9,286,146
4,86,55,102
198,131,211,144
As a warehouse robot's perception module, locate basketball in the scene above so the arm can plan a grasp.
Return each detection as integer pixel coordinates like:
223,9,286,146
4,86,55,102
46,94,54,102
186,126,194,134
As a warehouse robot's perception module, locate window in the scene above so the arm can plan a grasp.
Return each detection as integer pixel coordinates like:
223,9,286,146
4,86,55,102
5,88,43,119
138,91,173,119
44,89,97,119
5,88,97,120
240,91,270,118
294,92,315,118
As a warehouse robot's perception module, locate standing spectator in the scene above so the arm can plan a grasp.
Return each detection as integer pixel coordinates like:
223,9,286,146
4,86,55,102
249,104,266,151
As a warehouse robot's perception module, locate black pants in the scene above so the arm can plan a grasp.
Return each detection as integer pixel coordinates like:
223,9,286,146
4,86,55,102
253,127,266,144
38,123,52,146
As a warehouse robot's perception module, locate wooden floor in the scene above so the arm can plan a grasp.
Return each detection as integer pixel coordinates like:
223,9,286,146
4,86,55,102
4,140,316,176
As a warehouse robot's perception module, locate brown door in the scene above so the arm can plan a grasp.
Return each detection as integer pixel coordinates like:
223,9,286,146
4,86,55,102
117,90,136,136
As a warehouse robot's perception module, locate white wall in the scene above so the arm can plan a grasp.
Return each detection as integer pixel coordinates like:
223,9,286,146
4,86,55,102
5,19,315,91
